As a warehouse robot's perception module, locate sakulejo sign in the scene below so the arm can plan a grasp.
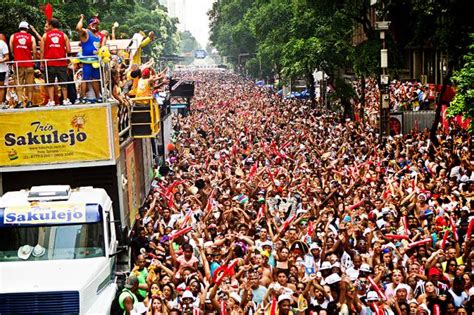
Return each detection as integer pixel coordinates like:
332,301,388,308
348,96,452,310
0,107,112,167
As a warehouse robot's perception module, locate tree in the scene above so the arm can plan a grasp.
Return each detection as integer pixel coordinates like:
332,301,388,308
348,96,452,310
209,0,257,70
249,0,293,78
448,34,474,132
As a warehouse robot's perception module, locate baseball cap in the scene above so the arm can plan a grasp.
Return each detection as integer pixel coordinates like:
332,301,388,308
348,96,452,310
366,291,379,301
320,261,332,270
331,262,341,269
325,273,341,285
142,68,151,77
19,21,29,29
182,290,195,300
88,16,100,25
428,267,441,276
277,294,292,303
395,283,411,293
229,292,241,304
124,275,138,289
310,243,321,251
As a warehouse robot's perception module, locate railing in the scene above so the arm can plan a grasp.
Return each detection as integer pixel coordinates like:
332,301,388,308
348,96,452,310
118,103,131,143
3,56,111,103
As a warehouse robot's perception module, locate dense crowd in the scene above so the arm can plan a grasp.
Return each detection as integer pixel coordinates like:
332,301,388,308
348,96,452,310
120,71,473,315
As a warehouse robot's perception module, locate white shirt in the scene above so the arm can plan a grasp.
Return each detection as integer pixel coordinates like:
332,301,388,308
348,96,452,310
448,289,468,307
0,40,9,73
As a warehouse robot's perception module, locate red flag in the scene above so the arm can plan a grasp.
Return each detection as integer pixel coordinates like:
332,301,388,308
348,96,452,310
220,300,227,315
267,168,275,184
385,234,409,240
279,215,296,234
43,3,53,21
407,238,431,249
348,200,364,211
441,229,449,250
205,189,215,213
166,180,185,196
466,219,474,242
232,143,238,156
169,226,193,240
213,259,239,284
449,216,458,242
180,210,192,229
368,276,387,301
256,204,266,222
307,220,314,237
269,297,277,315
168,195,174,209
280,141,291,150
402,216,410,236
248,161,258,181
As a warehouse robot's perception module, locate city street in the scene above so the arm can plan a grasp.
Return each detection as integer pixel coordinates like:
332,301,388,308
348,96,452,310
0,1,472,314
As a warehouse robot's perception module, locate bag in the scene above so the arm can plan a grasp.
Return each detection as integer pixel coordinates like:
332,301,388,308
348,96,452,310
109,289,123,315
110,288,136,315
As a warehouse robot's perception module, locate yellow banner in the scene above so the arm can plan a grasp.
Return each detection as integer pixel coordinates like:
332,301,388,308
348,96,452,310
0,107,111,166
3,202,87,225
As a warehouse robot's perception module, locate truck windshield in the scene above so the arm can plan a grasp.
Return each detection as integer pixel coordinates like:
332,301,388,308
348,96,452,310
0,222,104,262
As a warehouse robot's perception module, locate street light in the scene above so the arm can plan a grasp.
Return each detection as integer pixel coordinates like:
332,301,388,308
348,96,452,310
375,20,391,141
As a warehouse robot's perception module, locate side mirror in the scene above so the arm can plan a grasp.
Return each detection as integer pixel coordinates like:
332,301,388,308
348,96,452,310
109,247,126,258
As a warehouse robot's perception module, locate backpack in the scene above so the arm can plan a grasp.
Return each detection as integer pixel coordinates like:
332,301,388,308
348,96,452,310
110,288,136,315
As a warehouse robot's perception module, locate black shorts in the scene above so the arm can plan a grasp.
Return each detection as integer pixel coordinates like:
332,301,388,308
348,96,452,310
0,72,6,82
46,66,67,84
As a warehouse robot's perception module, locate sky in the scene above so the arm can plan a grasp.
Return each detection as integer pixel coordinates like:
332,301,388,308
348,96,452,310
163,0,215,48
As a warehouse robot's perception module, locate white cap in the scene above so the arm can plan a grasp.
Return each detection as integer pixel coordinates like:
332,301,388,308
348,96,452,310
229,292,241,304
17,244,33,260
310,243,321,251
277,294,292,303
32,244,45,258
320,261,332,270
366,291,379,301
360,263,371,273
19,21,29,29
182,290,195,300
261,240,273,248
325,273,341,285
331,262,341,269
395,283,411,293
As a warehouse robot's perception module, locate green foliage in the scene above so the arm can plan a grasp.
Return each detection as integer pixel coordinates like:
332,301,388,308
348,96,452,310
448,35,474,132
208,0,257,64
180,31,200,54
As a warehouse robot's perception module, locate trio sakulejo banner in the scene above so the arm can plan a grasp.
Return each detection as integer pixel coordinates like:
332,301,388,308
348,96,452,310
0,107,111,167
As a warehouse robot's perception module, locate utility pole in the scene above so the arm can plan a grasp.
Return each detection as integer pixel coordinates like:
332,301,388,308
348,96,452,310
375,20,391,142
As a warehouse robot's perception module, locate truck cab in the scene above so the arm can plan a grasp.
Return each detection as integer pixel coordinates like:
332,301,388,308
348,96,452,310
0,185,118,314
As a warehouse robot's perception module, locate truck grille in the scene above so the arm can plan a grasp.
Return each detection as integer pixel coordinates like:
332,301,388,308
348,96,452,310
0,291,79,314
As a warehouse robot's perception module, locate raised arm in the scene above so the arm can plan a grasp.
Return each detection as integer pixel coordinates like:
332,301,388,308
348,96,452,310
75,14,89,41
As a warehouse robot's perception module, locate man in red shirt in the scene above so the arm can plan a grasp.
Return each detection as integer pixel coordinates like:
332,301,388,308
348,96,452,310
9,21,37,108
40,18,71,106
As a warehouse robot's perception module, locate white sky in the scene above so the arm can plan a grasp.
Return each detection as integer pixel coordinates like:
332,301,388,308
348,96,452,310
165,0,215,48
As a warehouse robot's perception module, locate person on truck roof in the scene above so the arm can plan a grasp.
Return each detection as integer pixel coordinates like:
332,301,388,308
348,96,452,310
75,14,103,104
40,18,72,106
9,21,37,108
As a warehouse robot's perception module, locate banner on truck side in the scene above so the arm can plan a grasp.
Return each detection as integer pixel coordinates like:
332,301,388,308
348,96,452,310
0,107,111,167
3,202,87,225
